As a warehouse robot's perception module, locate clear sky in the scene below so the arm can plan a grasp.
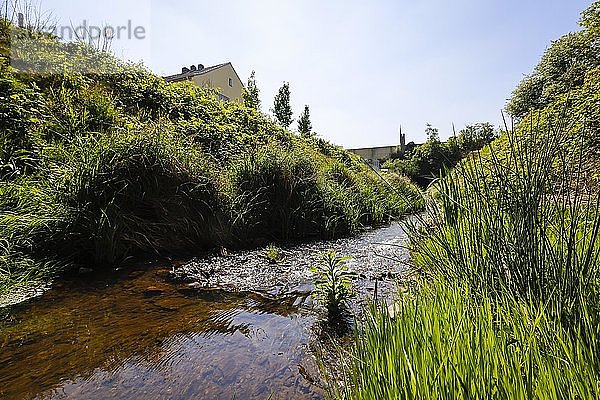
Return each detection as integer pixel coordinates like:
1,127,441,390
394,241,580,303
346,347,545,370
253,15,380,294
37,0,592,147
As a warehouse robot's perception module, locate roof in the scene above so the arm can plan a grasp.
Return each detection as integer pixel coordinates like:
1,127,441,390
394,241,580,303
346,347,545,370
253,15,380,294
347,145,400,152
163,62,242,83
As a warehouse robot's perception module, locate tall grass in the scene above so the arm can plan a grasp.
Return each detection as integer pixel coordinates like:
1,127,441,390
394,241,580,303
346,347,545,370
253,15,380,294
337,281,600,400
409,114,600,322
0,18,424,296
335,116,600,398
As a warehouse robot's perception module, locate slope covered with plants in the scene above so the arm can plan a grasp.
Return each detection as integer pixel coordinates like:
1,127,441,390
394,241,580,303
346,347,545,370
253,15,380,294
502,1,600,183
335,3,600,399
0,19,422,295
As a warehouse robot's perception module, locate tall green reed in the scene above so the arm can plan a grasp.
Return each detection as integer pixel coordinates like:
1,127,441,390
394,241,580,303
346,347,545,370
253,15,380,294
334,114,600,399
407,114,600,323
336,281,600,400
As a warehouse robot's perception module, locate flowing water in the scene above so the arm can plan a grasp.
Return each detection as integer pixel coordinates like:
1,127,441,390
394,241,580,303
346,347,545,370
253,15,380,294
0,222,412,400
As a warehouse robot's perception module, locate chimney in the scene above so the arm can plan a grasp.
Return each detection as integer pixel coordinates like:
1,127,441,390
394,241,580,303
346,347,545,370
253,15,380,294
197,64,204,70
182,66,190,74
18,13,25,28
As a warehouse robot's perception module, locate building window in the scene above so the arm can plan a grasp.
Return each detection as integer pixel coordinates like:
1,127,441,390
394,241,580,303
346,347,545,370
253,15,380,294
228,77,233,87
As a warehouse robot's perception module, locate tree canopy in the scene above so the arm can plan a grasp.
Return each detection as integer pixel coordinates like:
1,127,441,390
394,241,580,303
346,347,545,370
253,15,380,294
272,82,293,128
242,70,260,110
384,123,498,187
297,105,313,137
506,1,600,118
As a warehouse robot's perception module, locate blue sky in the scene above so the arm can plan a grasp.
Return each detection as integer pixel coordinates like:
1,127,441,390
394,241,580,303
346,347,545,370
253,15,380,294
39,0,592,147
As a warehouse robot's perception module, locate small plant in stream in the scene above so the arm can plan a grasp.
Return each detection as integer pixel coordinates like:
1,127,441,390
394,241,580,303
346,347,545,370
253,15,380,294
264,245,284,263
311,251,354,322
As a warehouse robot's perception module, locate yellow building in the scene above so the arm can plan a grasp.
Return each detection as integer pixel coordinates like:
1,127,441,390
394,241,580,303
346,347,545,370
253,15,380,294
164,62,244,103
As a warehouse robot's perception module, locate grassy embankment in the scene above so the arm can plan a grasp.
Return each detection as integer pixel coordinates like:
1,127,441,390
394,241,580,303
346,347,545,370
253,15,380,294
337,122,600,399
0,20,423,297
335,3,600,399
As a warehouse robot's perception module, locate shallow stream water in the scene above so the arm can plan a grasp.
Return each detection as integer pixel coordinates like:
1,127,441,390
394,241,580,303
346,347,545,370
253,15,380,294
0,222,412,400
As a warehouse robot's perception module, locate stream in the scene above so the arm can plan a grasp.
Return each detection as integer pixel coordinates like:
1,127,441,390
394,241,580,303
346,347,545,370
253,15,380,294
0,221,413,400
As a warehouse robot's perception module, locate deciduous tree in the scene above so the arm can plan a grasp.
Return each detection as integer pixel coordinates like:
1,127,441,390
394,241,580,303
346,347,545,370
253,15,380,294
242,70,260,110
297,105,313,137
272,82,293,128
506,1,600,118
425,123,439,142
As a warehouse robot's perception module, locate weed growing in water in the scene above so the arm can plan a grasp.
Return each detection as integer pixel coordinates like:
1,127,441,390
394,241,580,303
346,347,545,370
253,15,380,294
312,251,355,324
264,245,284,263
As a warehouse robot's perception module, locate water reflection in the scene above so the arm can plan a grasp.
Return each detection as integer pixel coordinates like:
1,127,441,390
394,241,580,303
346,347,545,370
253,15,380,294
0,267,322,400
1,222,414,400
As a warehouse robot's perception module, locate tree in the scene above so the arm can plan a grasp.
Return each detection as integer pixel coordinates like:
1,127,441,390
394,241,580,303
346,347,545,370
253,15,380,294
383,122,497,187
272,82,293,128
425,123,439,142
297,105,313,137
581,0,600,38
506,2,600,119
242,70,260,110
457,123,497,152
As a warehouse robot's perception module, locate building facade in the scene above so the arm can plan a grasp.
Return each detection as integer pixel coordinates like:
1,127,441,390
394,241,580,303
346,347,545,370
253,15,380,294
347,132,407,170
164,62,244,103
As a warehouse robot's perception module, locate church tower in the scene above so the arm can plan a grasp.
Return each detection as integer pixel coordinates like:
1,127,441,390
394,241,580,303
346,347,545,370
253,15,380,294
399,125,406,155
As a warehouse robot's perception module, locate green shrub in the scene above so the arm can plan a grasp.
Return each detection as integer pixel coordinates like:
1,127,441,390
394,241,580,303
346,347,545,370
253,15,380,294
506,2,600,120
0,19,423,294
0,65,44,179
383,123,498,188
43,75,119,140
52,127,227,266
227,143,326,241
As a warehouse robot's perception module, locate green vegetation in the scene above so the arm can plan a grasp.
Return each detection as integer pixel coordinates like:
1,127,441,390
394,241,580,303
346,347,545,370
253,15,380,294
311,251,354,323
272,81,293,128
298,104,313,138
337,281,600,400
335,3,600,398
336,121,600,400
502,0,600,181
0,18,422,296
242,70,261,111
264,245,284,264
506,7,600,119
410,125,599,322
383,122,497,187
